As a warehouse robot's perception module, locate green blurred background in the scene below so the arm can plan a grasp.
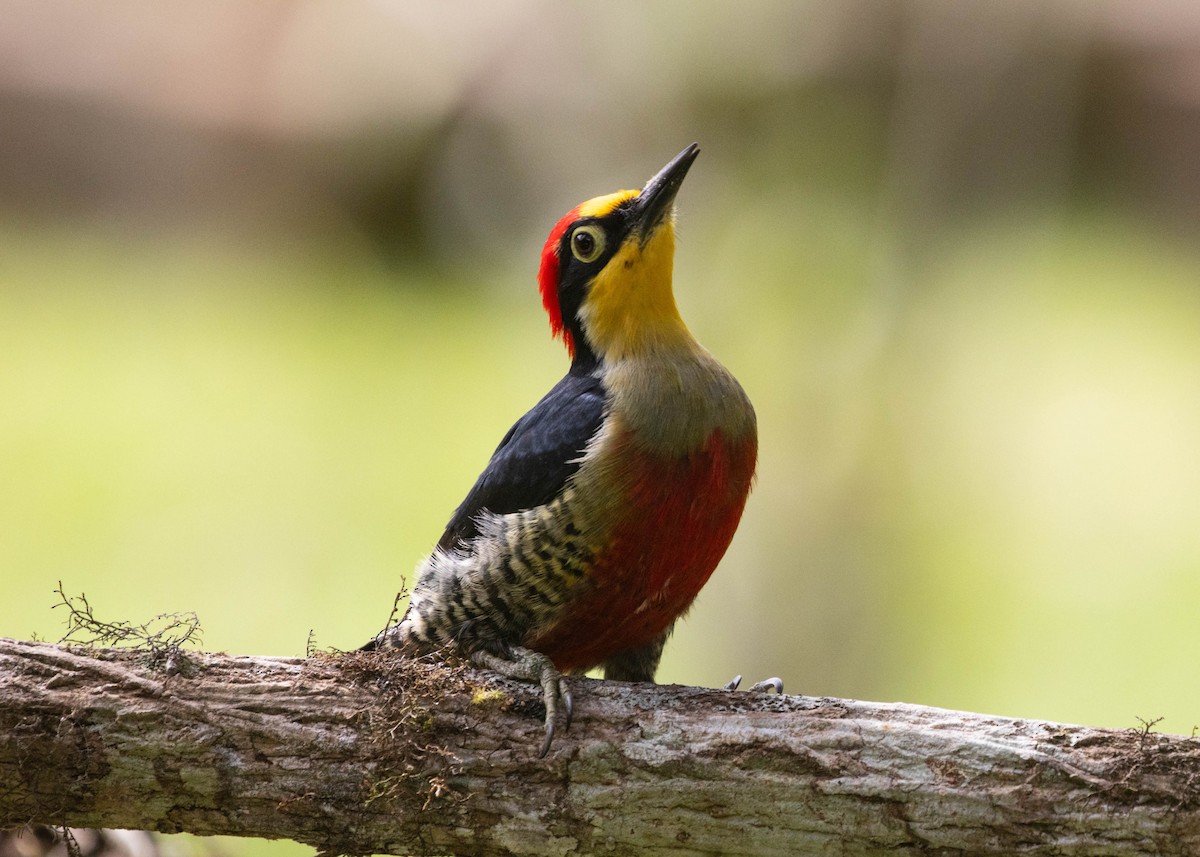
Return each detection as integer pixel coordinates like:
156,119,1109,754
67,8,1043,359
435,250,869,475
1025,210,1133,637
3,1,1200,852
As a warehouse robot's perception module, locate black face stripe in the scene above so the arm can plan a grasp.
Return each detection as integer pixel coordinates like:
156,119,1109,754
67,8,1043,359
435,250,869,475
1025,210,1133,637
555,205,636,365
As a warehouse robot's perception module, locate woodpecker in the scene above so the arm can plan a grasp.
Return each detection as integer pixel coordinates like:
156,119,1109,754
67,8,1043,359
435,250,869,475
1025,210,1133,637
369,143,757,755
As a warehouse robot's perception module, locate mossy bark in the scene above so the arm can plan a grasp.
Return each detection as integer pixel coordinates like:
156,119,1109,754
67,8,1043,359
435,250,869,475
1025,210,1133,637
2,638,1199,856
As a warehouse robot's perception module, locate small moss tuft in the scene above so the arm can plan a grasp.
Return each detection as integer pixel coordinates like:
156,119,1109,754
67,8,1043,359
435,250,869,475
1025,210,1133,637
471,687,510,708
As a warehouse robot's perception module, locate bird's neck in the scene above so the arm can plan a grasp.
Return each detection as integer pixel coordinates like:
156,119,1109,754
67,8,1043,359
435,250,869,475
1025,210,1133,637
577,224,694,363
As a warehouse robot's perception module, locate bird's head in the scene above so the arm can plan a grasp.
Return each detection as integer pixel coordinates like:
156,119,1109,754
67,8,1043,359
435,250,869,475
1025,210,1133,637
538,143,699,366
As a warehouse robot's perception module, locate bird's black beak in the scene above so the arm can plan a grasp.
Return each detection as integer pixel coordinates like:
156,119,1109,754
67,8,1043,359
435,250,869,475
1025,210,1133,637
632,143,700,243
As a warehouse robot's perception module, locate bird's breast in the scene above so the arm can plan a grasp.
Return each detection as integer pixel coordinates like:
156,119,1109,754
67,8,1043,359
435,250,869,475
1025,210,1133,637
599,348,757,458
526,354,757,671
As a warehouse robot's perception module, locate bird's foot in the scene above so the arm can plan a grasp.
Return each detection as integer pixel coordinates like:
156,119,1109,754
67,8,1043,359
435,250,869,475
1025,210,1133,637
471,647,572,757
724,674,784,694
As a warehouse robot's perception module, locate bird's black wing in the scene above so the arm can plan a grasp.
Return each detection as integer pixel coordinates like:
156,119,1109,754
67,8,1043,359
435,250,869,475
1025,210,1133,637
435,370,607,552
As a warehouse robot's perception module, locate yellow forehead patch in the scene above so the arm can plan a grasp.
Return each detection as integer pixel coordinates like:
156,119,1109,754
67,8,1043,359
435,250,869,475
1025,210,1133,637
576,189,638,220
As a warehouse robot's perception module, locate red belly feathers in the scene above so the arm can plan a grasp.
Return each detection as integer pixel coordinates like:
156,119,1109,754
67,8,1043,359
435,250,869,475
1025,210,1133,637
528,427,757,672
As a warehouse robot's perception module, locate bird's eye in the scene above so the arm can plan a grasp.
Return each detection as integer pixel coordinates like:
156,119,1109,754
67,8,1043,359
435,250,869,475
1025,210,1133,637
570,225,605,263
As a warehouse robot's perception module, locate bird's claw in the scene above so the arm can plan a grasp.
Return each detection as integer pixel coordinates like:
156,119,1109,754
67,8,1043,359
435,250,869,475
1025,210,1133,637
535,664,572,758
538,717,556,759
472,647,571,757
749,676,784,694
724,674,784,694
561,684,574,732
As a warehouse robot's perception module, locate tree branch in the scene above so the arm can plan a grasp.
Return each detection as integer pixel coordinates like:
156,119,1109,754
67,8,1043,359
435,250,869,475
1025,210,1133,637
2,637,1199,856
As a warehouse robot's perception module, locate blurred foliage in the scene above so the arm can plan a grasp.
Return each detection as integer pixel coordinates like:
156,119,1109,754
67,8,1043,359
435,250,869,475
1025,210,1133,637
3,2,1200,855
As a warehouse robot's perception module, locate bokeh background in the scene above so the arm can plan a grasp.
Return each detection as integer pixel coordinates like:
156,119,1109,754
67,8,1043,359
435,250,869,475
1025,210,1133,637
3,1,1200,853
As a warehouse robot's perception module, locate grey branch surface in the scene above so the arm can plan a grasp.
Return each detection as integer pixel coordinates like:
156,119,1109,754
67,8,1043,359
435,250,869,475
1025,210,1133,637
2,638,1199,856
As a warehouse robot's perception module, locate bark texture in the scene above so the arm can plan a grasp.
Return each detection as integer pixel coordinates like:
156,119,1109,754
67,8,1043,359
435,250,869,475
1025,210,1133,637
2,637,1199,856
